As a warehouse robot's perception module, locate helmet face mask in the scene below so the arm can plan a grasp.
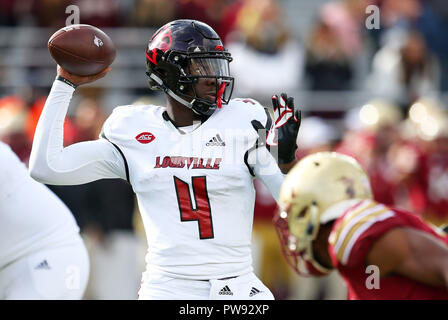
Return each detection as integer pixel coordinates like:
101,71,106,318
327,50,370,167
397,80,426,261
145,20,234,116
274,152,373,277
275,200,332,277
287,202,320,250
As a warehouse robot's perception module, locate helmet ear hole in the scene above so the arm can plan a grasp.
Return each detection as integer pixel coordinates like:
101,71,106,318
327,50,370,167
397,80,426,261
297,207,308,218
306,225,314,235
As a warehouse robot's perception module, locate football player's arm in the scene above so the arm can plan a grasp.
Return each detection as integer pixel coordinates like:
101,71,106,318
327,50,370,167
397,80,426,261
248,146,285,202
245,100,285,202
366,227,448,288
29,78,127,185
279,160,298,174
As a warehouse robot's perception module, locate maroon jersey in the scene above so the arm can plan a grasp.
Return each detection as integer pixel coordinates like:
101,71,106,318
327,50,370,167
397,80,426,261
328,199,448,300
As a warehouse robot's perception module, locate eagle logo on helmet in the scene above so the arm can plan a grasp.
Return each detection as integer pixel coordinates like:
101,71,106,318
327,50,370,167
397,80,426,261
339,177,355,198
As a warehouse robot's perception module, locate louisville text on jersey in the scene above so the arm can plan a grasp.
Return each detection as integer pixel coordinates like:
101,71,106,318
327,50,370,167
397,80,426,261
154,156,222,170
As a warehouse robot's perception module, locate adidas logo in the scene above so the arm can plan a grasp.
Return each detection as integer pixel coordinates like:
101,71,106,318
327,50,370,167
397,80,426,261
206,134,225,146
218,285,233,296
249,287,262,297
34,259,51,270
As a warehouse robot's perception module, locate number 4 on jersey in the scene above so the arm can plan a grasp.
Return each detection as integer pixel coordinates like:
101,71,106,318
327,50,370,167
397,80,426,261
174,176,214,239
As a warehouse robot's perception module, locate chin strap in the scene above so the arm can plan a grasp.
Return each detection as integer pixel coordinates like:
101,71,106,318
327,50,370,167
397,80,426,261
149,72,195,110
216,82,226,109
149,72,221,115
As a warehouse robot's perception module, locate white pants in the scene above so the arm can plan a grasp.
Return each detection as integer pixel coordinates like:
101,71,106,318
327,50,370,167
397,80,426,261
138,272,274,300
0,240,89,300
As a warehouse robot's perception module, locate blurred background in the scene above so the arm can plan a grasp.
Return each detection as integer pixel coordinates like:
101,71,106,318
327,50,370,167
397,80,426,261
1,0,448,300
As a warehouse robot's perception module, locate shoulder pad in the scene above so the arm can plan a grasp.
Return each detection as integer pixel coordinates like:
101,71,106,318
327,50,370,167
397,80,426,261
329,199,396,266
228,98,270,127
100,104,163,142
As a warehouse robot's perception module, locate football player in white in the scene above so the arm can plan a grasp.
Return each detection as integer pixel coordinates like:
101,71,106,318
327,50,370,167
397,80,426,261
29,19,301,300
0,141,89,299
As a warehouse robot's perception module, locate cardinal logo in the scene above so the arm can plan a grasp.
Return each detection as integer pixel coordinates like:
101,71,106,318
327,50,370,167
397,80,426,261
136,132,155,144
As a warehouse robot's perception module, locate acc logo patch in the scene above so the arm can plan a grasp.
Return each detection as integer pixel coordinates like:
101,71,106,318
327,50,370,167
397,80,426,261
135,132,155,144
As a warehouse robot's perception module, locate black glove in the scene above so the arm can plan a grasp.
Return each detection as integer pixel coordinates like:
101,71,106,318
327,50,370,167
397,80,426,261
251,93,301,164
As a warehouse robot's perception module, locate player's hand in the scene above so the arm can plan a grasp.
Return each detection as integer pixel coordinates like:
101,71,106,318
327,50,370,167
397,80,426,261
250,93,301,165
268,93,301,164
57,65,111,87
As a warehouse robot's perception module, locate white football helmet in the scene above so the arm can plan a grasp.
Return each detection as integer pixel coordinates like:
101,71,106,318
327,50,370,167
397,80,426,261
274,152,373,276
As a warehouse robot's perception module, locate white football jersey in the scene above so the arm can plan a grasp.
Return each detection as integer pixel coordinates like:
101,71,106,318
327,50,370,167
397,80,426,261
0,142,80,269
101,98,271,279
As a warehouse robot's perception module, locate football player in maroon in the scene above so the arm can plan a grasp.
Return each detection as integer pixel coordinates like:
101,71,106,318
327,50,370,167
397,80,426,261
275,152,448,299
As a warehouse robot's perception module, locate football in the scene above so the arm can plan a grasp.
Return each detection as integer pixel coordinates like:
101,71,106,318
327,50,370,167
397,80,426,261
48,24,116,76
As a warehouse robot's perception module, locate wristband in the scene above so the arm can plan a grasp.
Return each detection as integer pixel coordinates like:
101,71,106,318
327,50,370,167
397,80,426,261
56,75,77,89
